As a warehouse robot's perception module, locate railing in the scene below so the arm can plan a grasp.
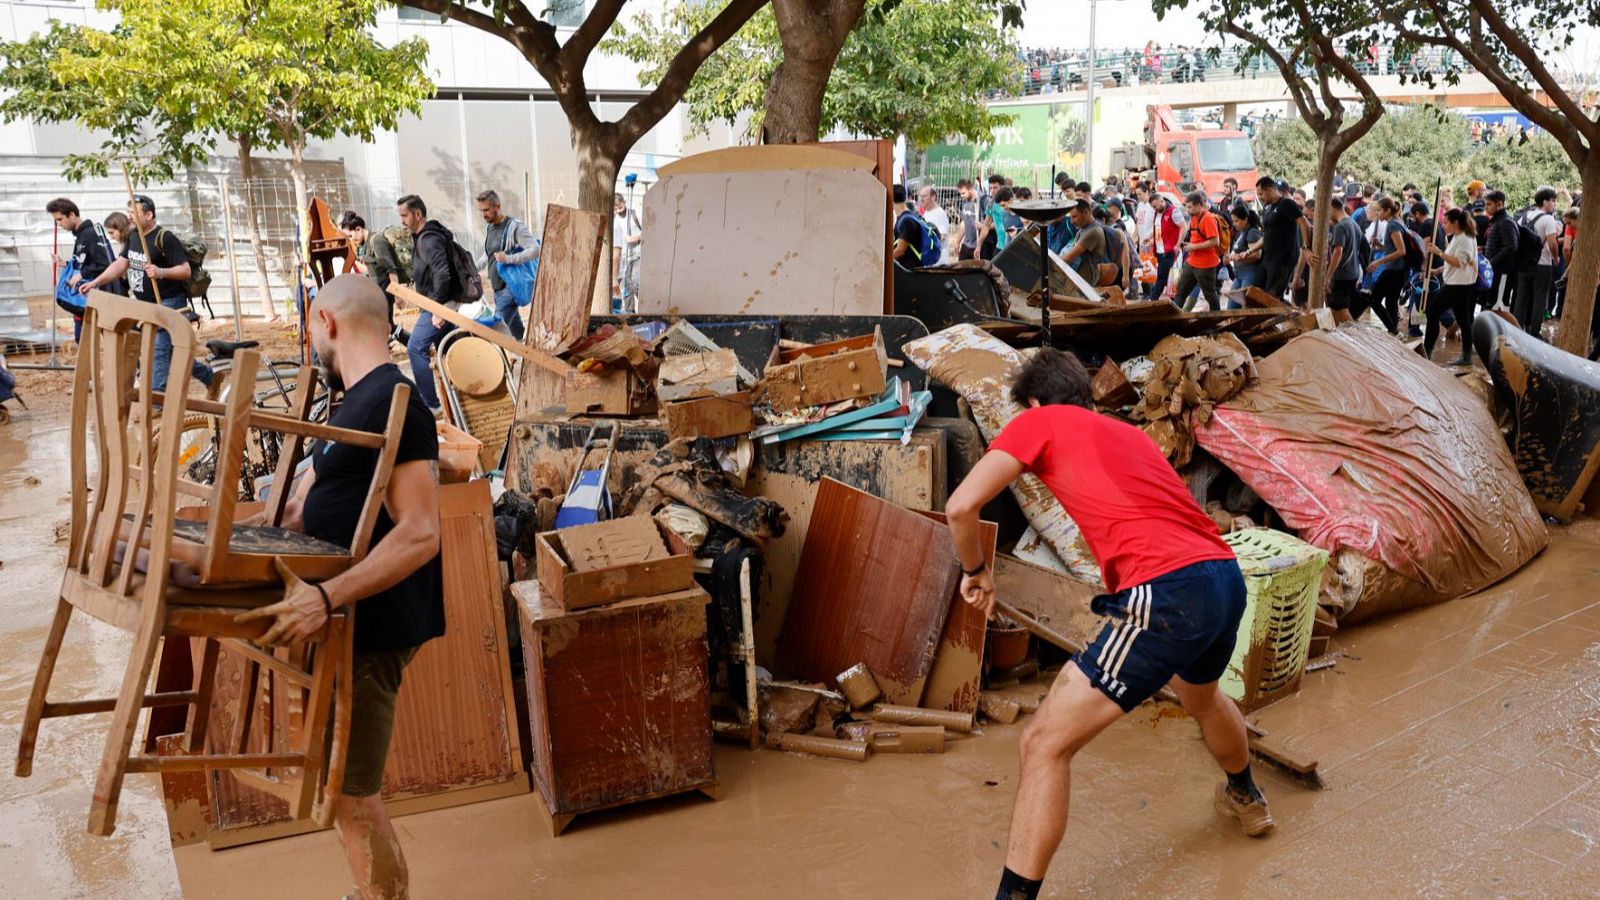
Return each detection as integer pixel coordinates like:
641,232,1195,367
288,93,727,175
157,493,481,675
1008,46,1467,98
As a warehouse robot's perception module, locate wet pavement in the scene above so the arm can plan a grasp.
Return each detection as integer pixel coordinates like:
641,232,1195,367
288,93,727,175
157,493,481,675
3,381,1600,898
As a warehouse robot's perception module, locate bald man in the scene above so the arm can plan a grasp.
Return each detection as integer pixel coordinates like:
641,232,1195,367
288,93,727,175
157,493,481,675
239,275,443,899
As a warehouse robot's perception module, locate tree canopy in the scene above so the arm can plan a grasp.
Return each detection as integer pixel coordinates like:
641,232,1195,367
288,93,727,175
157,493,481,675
606,0,1022,146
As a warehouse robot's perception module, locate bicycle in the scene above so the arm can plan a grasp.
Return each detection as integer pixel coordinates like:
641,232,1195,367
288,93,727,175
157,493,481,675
176,339,329,501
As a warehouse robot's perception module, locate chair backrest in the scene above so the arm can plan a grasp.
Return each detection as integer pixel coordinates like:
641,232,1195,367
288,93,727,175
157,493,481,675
67,291,199,609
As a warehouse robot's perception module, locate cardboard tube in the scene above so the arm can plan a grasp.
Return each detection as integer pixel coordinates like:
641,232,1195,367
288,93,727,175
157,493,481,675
768,733,869,761
865,724,945,754
871,704,974,734
836,662,883,710
979,693,1021,724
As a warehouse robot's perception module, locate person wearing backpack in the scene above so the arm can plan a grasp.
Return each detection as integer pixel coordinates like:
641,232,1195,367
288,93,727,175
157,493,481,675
1361,197,1411,335
47,197,118,342
1481,190,1519,312
1174,191,1224,311
477,190,539,340
397,193,470,414
77,194,214,392
1512,187,1562,337
891,184,936,268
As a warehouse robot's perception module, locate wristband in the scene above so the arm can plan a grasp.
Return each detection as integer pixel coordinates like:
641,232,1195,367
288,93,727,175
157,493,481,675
312,581,333,618
961,560,988,577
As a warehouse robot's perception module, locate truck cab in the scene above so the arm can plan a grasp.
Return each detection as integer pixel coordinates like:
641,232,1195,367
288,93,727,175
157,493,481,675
1147,106,1259,203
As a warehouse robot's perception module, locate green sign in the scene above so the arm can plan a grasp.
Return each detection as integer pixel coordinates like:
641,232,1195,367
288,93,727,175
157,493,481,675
923,100,1089,173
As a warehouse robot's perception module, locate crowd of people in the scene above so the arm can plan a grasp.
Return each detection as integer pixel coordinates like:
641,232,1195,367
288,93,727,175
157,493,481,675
1012,43,1465,97
895,171,1590,363
45,185,650,414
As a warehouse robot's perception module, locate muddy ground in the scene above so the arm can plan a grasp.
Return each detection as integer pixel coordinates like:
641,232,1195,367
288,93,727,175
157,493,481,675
2,320,1598,898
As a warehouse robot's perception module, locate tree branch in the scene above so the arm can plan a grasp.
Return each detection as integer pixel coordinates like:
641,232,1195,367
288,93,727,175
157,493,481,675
1223,18,1322,130
615,0,767,143
561,0,627,76
1465,0,1597,142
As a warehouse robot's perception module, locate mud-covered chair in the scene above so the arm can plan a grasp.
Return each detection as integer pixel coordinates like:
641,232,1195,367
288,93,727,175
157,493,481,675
14,292,353,835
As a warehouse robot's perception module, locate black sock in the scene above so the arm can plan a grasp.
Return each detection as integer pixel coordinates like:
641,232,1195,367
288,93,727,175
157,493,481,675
1226,764,1259,800
996,867,1043,900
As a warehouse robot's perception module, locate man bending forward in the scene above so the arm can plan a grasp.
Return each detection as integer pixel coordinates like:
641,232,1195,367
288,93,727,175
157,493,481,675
944,348,1272,900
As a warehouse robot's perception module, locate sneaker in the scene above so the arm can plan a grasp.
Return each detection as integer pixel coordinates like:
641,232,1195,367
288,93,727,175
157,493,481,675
1215,783,1274,837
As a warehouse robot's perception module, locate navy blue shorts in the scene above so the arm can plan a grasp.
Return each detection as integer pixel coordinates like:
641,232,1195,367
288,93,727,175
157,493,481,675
1074,558,1247,712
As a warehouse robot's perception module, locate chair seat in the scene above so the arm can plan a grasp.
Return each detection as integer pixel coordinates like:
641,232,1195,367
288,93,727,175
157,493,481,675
170,519,347,557
158,518,354,585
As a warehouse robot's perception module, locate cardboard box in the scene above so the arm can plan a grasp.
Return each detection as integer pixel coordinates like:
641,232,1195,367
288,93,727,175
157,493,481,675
658,350,740,402
535,517,694,611
563,367,655,416
659,390,756,440
762,328,887,413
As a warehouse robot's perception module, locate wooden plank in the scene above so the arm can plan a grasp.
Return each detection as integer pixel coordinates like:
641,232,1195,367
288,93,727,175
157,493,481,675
916,513,997,715
658,144,876,177
746,431,944,665
528,204,607,355
777,478,960,705
992,554,1102,650
388,283,572,376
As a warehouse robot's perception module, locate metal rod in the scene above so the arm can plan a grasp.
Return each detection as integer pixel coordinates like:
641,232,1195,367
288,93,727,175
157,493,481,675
219,174,244,340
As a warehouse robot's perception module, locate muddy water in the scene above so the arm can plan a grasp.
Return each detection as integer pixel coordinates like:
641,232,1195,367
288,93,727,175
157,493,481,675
4,390,1600,897
0,411,181,898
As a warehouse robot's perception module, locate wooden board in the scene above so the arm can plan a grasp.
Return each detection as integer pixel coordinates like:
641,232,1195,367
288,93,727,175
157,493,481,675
528,204,607,355
656,144,875,177
193,480,526,847
917,512,997,715
777,478,961,704
747,430,945,666
514,581,716,825
640,167,888,317
992,553,1103,650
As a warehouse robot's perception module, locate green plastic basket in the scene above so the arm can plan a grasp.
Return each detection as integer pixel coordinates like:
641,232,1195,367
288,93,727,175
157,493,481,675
1219,528,1329,711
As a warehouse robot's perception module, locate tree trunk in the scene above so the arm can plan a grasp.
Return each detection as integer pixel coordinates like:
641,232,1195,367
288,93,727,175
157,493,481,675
1556,151,1600,356
236,137,280,320
762,0,865,144
574,122,622,315
287,141,311,323
1306,141,1337,310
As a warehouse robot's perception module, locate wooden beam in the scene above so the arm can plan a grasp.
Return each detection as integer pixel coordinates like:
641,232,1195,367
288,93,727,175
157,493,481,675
388,284,573,377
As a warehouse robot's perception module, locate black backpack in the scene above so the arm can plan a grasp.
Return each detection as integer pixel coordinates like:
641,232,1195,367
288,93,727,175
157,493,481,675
433,230,483,304
1396,224,1425,271
1514,212,1552,272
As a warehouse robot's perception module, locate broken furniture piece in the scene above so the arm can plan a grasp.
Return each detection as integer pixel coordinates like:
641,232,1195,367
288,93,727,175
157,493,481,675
762,328,889,413
438,330,515,472
513,579,719,836
534,515,694,612
305,196,356,288
16,294,353,836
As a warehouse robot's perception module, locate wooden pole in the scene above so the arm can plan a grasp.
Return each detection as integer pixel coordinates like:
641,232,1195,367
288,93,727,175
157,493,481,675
386,283,572,377
1416,178,1444,335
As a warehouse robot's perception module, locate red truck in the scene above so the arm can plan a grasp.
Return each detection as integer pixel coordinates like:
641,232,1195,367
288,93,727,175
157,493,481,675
1110,105,1260,202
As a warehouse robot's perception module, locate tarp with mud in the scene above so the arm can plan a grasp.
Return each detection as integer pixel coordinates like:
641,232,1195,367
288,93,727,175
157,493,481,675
1194,328,1548,623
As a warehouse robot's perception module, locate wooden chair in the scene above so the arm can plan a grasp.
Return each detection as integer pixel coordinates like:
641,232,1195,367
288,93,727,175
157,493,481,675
156,347,408,587
14,293,352,836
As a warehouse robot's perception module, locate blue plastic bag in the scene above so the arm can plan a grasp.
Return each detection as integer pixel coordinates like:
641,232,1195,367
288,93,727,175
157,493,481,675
496,239,541,307
55,261,87,316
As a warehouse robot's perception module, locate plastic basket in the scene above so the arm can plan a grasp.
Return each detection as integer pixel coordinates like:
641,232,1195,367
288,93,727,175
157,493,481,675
1220,528,1329,711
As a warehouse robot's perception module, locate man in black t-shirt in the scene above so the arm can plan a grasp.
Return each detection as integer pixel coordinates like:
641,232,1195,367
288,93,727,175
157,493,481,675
1254,177,1311,302
47,197,117,342
78,195,213,392
238,275,442,900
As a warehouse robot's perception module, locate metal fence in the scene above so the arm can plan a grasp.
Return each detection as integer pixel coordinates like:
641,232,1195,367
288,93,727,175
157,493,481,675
1011,46,1464,97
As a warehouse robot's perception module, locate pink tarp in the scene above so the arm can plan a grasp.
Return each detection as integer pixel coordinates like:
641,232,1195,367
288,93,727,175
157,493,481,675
1194,327,1547,621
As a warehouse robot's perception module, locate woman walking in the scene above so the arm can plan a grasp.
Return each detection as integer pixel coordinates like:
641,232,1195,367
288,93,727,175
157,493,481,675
1424,207,1479,366
1223,205,1263,309
1362,197,1407,333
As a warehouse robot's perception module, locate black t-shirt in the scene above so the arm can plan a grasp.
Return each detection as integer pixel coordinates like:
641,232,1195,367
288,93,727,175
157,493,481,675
1260,197,1304,269
72,220,116,281
121,226,188,304
302,364,445,653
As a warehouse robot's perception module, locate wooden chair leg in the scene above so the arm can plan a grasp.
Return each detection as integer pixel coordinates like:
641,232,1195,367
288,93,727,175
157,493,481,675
87,616,164,836
15,598,73,778
184,639,221,754
313,615,354,828
291,631,339,820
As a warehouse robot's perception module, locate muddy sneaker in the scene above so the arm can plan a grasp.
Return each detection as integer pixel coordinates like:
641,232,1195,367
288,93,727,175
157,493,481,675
1215,783,1274,837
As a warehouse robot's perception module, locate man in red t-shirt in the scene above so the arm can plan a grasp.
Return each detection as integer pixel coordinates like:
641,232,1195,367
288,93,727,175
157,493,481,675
945,348,1270,900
